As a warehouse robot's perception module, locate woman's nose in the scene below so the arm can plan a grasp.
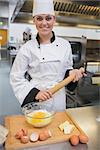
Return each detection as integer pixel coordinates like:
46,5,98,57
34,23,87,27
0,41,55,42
42,19,47,25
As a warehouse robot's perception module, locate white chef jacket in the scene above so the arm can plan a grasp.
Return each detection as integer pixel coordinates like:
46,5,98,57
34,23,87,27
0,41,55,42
10,36,73,111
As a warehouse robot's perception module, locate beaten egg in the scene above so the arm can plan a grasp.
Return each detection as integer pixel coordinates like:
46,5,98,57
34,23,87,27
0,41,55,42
26,110,53,127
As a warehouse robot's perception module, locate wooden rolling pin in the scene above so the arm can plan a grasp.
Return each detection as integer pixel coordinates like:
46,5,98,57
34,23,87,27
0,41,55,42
48,74,75,94
48,67,84,94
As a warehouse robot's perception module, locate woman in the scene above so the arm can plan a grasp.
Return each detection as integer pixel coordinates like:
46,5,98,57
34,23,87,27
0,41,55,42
10,0,84,111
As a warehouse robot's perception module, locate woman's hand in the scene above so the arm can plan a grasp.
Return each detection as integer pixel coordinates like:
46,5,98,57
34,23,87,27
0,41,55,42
35,90,52,101
69,67,86,82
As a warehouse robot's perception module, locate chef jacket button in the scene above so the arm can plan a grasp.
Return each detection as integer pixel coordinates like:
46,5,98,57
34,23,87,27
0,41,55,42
56,45,58,46
42,58,45,60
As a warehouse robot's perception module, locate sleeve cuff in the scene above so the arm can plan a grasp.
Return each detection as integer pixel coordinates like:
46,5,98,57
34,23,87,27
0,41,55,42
64,69,72,78
21,88,40,107
64,69,78,91
67,81,78,91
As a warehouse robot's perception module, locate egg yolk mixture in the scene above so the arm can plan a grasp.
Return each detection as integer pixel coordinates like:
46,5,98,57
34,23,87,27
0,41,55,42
26,110,52,125
32,111,48,123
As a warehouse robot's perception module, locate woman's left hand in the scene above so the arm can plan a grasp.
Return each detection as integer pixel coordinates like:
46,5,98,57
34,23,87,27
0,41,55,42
69,67,86,82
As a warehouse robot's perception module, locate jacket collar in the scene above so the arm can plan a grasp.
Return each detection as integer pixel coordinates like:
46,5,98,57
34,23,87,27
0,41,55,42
36,31,55,48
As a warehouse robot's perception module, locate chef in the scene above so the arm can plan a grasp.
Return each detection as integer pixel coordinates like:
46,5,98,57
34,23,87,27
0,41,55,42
23,27,32,43
10,0,85,111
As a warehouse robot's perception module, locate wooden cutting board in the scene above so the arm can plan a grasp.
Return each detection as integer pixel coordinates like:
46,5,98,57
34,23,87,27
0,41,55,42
5,111,86,150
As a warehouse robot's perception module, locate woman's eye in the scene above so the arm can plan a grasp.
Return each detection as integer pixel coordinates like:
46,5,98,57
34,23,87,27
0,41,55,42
45,16,52,21
36,17,43,21
36,16,53,21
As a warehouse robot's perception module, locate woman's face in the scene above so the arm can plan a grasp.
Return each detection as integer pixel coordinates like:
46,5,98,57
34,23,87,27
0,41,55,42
33,14,55,36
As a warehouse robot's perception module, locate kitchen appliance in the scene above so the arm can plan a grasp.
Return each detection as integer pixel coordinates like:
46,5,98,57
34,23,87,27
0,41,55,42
64,37,99,108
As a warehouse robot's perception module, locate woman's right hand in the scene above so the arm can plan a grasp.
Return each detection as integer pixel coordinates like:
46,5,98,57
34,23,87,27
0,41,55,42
35,90,52,101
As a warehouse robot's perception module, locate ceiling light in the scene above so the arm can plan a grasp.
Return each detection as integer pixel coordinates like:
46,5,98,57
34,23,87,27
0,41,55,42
77,24,100,29
0,22,3,25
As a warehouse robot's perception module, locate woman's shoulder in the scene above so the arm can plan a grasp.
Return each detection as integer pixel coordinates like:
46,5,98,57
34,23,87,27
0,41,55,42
56,36,70,44
21,37,37,48
18,38,37,54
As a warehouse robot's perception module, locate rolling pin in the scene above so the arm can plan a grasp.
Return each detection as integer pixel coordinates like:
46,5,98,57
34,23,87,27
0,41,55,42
48,67,84,94
48,74,75,94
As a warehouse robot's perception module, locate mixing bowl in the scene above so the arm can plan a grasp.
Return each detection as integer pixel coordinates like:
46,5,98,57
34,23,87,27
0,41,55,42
22,102,55,127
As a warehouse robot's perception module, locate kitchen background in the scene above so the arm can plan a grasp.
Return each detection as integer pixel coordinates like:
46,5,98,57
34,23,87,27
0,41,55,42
0,0,100,118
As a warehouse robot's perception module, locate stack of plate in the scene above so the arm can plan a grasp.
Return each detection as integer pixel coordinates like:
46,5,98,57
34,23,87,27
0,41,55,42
0,124,9,147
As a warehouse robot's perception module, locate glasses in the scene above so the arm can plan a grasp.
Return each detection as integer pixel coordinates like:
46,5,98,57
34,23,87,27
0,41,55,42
34,15,54,22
